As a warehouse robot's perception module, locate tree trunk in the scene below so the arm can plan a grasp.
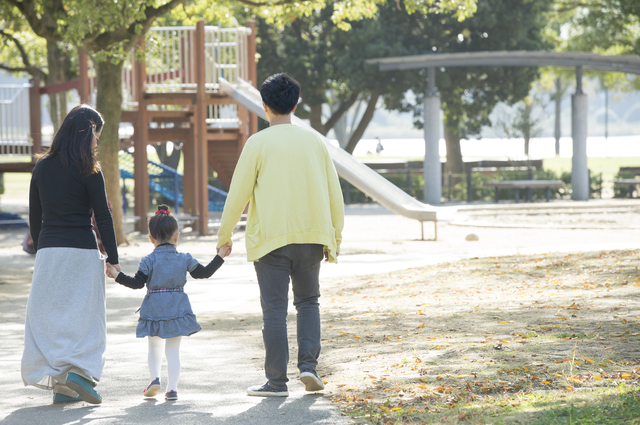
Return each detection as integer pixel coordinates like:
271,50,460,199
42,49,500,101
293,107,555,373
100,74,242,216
46,40,67,132
444,126,463,174
323,92,358,136
154,143,181,170
344,91,380,154
309,104,324,134
95,59,127,246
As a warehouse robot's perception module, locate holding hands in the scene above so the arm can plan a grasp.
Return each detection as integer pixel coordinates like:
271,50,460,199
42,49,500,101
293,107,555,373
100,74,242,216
106,263,121,279
217,243,232,258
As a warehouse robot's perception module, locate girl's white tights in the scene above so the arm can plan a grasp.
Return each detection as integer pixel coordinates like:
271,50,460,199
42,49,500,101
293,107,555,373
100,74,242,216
148,336,182,392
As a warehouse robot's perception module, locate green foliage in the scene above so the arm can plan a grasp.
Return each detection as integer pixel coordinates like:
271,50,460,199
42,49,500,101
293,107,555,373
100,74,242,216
546,0,640,91
401,0,552,140
255,0,478,152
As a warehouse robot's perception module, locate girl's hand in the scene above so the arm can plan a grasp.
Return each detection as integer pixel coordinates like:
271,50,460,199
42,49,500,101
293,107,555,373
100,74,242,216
217,243,232,258
106,263,121,278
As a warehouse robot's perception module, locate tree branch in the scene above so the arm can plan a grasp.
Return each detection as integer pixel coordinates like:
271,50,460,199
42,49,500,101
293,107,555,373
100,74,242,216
552,1,607,13
0,63,46,80
323,92,358,134
0,29,47,80
345,91,380,154
235,0,297,7
90,0,187,51
5,0,63,40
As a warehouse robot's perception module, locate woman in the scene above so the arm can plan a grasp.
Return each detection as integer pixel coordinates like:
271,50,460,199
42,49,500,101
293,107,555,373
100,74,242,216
22,104,120,404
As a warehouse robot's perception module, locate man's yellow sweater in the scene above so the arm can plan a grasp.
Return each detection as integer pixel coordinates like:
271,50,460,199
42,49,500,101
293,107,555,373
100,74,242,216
216,124,344,263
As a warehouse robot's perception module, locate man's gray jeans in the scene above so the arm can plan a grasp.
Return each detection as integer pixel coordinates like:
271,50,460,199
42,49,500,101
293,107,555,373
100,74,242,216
253,243,324,390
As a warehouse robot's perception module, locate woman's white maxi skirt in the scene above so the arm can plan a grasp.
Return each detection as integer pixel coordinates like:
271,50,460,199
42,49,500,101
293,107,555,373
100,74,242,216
21,248,106,390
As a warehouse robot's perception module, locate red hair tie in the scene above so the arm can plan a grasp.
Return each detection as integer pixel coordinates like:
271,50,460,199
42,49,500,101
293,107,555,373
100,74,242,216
155,208,170,215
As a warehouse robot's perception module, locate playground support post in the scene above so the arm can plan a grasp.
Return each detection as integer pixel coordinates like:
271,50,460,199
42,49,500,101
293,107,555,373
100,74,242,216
194,20,209,235
423,67,441,206
571,66,589,201
134,40,150,233
246,20,258,136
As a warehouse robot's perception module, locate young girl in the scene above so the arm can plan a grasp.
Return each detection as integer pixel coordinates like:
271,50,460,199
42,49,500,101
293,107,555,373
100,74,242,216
108,204,229,401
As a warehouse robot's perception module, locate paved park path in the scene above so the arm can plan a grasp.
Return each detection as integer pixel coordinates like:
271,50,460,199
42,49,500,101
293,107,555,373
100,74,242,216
1,200,638,424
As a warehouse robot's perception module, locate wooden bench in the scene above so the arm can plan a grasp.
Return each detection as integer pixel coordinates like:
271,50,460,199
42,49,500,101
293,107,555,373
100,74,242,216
483,180,564,203
613,179,640,198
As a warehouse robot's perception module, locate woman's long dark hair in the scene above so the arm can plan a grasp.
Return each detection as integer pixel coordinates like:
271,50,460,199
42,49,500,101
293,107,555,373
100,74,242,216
41,104,104,176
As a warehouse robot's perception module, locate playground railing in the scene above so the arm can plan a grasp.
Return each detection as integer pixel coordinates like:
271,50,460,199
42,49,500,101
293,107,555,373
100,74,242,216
0,84,32,156
117,26,250,128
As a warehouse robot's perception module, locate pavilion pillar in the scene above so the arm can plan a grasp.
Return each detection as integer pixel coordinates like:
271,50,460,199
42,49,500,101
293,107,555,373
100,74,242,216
423,67,441,205
571,66,589,201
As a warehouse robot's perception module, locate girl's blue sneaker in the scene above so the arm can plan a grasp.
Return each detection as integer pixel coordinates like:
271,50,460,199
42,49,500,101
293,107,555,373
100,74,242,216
65,373,102,404
143,378,161,398
165,390,178,401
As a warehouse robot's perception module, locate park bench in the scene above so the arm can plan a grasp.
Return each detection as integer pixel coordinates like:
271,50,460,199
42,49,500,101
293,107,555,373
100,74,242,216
613,179,640,198
483,180,564,203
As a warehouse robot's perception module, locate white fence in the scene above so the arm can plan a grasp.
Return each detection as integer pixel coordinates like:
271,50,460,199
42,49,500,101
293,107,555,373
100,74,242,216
0,84,31,156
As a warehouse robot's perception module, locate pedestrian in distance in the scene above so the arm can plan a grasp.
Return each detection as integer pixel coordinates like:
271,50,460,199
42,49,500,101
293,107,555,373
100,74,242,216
107,204,230,401
216,73,345,397
22,104,120,405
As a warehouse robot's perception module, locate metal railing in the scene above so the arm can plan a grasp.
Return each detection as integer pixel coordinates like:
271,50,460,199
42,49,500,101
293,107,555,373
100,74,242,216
0,84,31,156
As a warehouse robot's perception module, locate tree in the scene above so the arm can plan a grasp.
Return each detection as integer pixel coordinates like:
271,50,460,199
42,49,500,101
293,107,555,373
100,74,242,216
0,7,76,131
496,95,543,157
255,0,478,153
390,0,552,173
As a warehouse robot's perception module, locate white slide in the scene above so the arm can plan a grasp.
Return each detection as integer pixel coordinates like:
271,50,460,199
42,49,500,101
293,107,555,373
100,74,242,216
219,78,439,238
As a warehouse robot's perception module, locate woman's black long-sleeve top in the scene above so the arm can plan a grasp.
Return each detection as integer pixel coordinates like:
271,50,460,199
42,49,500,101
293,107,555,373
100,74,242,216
29,155,119,264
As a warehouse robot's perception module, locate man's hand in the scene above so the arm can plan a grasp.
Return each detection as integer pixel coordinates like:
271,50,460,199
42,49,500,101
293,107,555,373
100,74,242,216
324,251,339,262
217,243,232,258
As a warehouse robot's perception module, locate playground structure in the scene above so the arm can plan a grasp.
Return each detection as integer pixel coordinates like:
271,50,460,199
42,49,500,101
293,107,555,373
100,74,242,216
0,20,258,235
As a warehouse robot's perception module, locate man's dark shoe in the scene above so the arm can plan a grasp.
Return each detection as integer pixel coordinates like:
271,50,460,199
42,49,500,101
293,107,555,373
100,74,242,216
300,370,324,391
247,382,289,397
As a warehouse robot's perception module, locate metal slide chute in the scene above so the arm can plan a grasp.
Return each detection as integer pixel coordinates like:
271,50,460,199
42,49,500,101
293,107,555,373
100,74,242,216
219,77,439,239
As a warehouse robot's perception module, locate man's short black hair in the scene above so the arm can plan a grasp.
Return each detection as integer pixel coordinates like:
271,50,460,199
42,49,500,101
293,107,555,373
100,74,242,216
260,73,301,116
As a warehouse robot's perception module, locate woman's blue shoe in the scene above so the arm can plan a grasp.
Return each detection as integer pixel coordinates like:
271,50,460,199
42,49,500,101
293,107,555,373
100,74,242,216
65,373,102,404
53,392,83,404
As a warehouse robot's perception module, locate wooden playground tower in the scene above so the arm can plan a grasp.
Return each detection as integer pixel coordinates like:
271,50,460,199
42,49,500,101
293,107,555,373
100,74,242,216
0,20,258,236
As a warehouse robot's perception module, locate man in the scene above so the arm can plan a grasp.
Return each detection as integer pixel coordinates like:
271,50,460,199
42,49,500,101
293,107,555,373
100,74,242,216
216,73,344,396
